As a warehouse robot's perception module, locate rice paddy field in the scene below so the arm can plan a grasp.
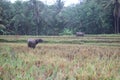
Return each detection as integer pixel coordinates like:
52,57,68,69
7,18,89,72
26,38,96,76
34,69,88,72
0,34,120,80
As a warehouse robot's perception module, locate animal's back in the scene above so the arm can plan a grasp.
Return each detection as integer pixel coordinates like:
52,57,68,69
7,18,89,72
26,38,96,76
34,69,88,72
28,39,35,42
27,39,36,48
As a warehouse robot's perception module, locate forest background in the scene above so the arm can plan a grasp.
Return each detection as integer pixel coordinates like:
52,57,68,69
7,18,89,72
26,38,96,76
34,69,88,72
0,0,120,35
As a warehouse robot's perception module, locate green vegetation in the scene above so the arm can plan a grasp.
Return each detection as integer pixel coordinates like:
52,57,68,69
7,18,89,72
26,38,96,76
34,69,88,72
0,34,120,46
59,28,73,35
0,0,120,35
0,35,120,80
0,0,120,79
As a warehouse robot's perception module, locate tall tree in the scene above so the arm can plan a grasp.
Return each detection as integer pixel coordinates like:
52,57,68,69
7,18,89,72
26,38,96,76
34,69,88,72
0,0,118,35
53,0,64,35
0,0,14,34
104,0,120,33
29,0,44,35
114,0,120,33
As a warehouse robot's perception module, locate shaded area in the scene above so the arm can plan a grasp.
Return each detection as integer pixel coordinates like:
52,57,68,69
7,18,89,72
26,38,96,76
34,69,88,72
0,39,26,43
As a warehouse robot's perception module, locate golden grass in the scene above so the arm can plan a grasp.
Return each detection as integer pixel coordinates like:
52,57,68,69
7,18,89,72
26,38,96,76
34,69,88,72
0,42,120,80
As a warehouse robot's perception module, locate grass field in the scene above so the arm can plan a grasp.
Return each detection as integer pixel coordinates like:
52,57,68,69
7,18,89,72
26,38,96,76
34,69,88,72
0,35,120,80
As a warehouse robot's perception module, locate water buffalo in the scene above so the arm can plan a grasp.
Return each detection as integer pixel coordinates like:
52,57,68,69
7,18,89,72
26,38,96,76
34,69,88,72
76,32,85,36
27,38,43,49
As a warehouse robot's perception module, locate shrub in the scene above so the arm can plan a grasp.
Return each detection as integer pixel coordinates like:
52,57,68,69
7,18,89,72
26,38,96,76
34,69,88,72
59,28,73,35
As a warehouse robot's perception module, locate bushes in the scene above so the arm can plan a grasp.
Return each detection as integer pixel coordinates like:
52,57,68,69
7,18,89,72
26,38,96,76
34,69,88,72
59,28,73,35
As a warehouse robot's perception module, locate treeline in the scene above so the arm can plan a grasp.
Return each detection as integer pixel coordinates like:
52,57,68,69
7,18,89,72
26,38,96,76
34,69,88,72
0,0,119,35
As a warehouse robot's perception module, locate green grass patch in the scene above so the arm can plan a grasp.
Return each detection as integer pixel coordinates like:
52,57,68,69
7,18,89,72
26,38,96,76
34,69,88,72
0,39,26,43
0,34,120,44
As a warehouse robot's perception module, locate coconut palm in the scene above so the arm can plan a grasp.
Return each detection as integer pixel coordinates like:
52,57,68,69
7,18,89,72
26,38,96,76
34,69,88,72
104,0,120,33
113,0,120,33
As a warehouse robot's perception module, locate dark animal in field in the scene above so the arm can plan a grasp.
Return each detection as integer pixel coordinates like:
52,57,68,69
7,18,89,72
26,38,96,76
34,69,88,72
76,32,85,36
27,38,43,49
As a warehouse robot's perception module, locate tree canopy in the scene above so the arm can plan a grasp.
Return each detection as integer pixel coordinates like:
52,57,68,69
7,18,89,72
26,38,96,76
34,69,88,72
0,0,119,35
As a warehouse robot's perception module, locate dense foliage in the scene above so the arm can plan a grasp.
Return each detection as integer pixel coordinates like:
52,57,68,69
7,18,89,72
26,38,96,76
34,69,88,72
0,0,119,35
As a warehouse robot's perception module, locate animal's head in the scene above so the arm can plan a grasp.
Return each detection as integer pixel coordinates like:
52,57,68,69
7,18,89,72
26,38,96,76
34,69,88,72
36,39,43,44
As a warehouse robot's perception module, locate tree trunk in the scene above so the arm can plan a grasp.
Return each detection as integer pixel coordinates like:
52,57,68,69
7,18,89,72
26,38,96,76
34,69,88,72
31,0,40,35
114,0,120,34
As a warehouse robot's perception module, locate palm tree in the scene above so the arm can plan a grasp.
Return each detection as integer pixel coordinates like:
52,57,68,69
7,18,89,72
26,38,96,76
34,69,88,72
104,0,120,33
113,0,120,33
